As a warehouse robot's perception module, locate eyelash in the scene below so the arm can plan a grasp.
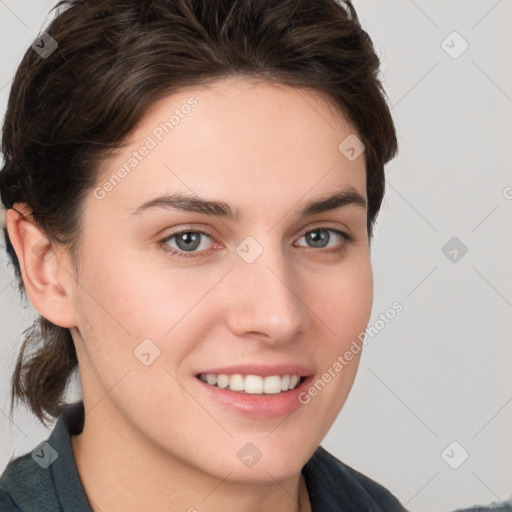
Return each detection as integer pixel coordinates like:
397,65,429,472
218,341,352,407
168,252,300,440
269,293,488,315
157,226,353,259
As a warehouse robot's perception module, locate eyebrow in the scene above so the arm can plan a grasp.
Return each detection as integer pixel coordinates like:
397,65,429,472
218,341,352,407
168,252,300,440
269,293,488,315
129,186,367,221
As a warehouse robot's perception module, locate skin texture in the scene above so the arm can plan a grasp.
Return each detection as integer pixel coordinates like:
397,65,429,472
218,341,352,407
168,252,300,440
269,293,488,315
6,77,373,512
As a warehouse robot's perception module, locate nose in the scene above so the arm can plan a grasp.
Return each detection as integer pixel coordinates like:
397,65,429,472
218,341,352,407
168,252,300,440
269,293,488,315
223,242,312,344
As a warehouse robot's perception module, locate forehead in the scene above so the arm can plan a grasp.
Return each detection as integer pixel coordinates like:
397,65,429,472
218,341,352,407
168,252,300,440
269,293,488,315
90,77,366,218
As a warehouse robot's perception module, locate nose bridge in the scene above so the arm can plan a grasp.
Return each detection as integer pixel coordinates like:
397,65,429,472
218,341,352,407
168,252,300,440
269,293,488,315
225,237,308,340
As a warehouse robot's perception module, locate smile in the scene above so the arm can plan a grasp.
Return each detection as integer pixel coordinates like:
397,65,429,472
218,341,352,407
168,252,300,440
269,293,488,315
197,373,305,394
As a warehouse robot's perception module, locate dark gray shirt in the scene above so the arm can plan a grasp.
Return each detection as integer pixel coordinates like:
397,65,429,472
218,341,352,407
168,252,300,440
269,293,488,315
0,400,409,511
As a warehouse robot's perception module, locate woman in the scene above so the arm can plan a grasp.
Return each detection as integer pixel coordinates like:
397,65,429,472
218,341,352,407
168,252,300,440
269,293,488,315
0,0,407,510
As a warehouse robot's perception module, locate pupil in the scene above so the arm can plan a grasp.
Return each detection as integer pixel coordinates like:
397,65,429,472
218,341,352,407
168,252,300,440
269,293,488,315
177,232,200,251
308,229,328,248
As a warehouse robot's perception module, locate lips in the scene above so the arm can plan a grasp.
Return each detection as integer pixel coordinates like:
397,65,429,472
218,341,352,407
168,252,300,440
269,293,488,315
194,363,314,378
194,372,315,418
191,362,316,417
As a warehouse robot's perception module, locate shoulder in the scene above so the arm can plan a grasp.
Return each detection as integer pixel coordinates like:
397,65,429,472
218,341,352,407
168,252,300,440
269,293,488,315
0,449,59,511
303,445,408,511
0,401,89,512
0,452,38,511
327,449,404,505
0,488,22,511
452,501,512,512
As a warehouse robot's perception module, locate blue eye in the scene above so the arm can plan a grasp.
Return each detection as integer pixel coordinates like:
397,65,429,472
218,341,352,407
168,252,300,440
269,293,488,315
159,229,215,257
295,227,351,251
158,227,352,259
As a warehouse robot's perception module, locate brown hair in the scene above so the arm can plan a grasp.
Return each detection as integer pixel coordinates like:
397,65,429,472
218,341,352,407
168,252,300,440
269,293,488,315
0,0,398,425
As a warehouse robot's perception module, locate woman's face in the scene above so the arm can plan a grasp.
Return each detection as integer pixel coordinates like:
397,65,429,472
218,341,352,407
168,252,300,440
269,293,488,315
68,76,372,481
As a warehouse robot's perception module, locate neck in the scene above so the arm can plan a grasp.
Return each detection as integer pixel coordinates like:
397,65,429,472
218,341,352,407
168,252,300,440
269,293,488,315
71,404,311,512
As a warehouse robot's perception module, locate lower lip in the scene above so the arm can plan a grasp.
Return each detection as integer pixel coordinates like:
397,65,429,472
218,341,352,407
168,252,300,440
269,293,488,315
194,375,314,418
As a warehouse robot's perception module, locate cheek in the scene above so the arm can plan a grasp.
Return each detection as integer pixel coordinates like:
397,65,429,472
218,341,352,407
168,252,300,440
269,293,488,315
73,246,212,367
310,255,373,341
76,243,171,329
295,258,372,439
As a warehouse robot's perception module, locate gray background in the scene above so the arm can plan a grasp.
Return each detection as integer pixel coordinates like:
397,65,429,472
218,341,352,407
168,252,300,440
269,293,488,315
1,1,511,511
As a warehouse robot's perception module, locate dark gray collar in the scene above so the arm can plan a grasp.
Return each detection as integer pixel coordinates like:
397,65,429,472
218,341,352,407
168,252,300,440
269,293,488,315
2,400,407,511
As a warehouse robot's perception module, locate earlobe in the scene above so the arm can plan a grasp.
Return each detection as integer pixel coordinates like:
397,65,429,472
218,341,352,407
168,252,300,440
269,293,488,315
5,203,77,329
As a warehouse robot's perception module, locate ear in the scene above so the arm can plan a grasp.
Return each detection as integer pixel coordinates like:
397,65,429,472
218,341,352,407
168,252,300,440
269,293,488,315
5,203,77,328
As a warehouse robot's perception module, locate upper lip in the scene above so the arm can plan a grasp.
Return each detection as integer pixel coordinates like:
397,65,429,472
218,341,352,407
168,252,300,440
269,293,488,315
196,363,314,378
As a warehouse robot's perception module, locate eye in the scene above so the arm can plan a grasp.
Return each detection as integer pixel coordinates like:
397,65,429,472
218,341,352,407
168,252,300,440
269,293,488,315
158,226,352,259
159,229,216,258
294,227,352,255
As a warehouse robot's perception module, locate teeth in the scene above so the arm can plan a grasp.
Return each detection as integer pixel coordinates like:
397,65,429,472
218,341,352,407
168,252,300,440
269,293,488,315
228,374,244,391
216,374,230,388
245,375,263,394
289,375,300,388
198,373,304,394
263,376,281,394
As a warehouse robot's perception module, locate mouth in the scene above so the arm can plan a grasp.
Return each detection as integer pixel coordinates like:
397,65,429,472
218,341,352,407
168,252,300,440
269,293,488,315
193,371,314,418
192,362,315,418
195,373,307,395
